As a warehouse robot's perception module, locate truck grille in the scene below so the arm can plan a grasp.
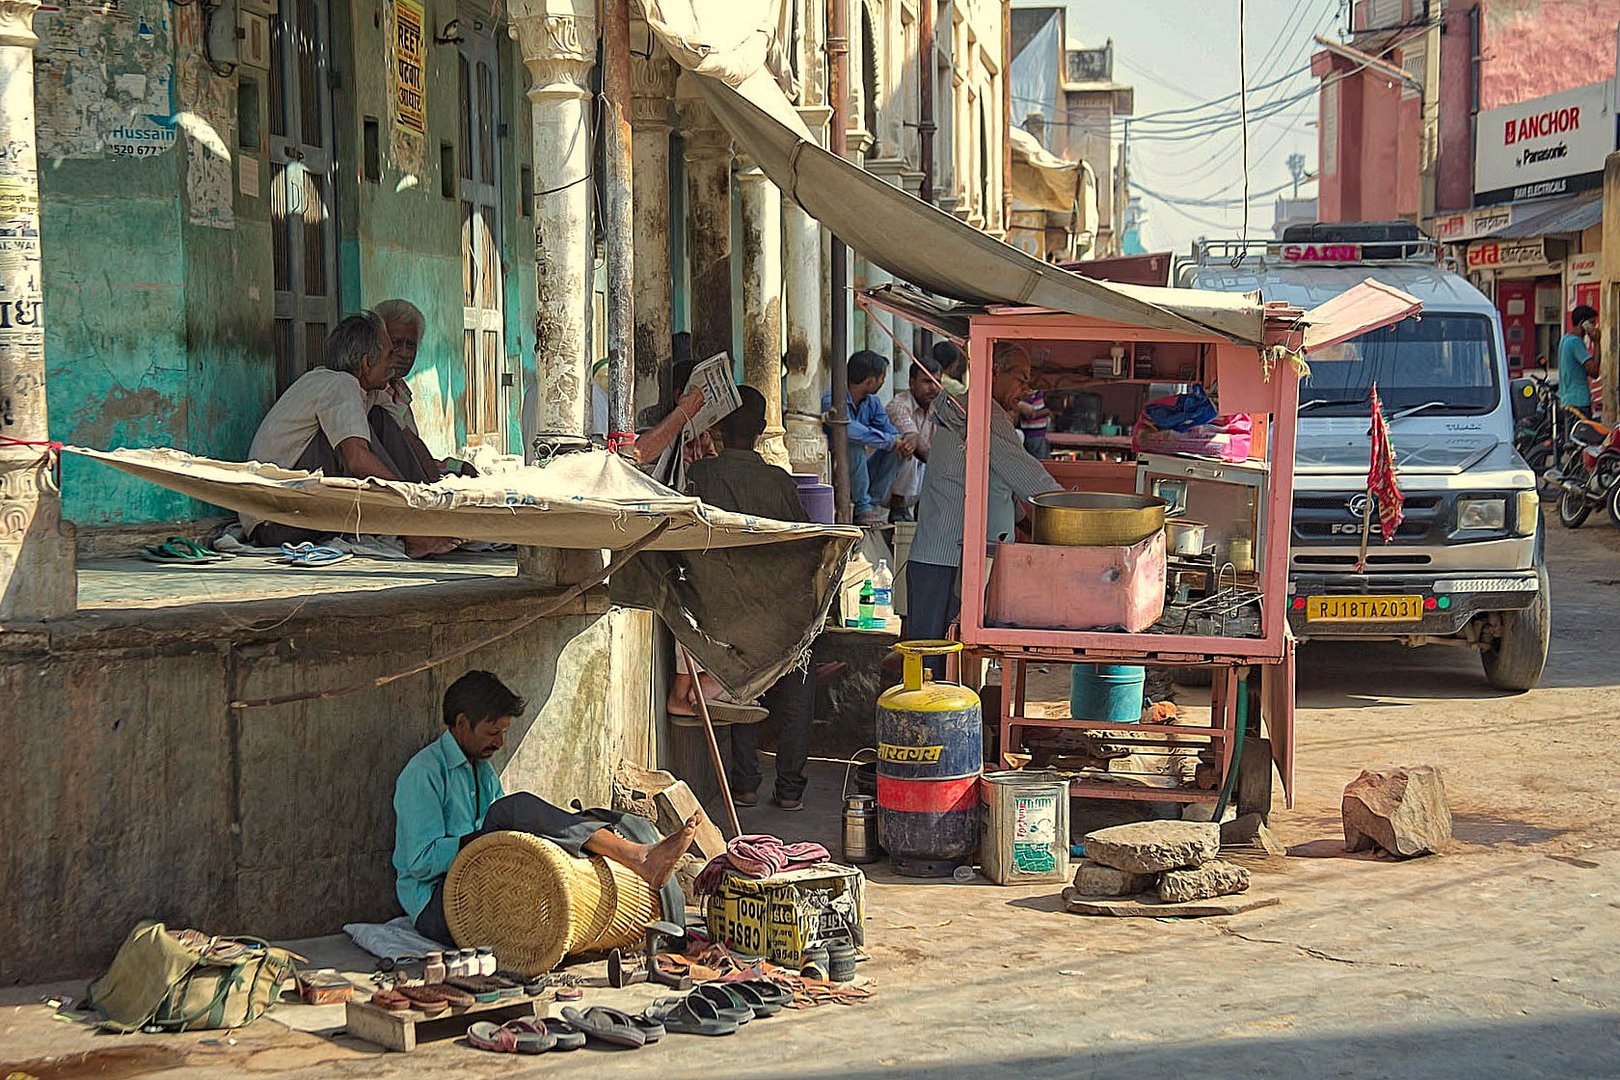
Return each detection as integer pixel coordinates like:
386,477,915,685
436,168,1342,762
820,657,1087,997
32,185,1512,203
1292,492,1447,545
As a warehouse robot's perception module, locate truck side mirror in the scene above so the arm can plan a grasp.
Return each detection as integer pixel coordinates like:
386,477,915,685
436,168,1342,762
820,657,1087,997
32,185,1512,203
1509,378,1538,424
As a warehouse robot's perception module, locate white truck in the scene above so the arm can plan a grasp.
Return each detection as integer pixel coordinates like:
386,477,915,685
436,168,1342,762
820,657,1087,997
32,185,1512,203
1178,221,1549,690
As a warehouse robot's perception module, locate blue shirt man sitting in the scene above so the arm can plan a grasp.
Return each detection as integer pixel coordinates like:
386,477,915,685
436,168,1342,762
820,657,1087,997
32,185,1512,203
393,670,696,944
822,350,916,526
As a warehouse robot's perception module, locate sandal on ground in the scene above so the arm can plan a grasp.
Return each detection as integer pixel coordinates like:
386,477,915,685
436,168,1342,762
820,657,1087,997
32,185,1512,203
688,984,755,1024
716,978,791,1015
504,1018,558,1054
139,538,225,565
646,994,739,1037
559,1005,647,1049
548,1019,588,1051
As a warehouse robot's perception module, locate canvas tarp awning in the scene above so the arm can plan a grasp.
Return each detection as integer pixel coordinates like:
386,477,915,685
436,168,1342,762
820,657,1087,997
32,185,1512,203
1009,125,1094,217
688,74,1271,345
71,447,859,700
70,446,856,552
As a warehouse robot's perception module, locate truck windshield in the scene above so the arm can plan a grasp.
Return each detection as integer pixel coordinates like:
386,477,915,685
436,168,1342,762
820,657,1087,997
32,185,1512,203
1298,314,1499,416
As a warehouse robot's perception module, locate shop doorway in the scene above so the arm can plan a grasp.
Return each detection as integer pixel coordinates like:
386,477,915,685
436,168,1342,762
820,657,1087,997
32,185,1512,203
457,13,507,448
268,0,340,394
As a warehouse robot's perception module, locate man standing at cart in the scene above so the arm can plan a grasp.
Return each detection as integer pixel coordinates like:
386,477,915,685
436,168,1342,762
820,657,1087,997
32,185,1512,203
907,343,1059,677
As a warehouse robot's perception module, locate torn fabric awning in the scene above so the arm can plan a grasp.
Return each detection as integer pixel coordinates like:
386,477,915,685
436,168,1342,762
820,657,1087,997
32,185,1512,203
70,446,860,701
69,446,858,552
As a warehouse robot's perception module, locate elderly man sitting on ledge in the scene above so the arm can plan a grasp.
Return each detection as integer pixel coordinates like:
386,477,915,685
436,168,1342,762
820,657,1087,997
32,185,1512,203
239,311,457,559
395,670,698,946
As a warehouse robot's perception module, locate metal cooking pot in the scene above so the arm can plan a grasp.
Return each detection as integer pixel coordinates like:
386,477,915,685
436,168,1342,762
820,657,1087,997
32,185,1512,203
1030,492,1169,547
1165,518,1208,556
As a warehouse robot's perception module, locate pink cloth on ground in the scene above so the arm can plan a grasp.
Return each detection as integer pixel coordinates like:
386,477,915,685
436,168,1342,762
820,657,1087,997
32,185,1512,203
693,833,832,896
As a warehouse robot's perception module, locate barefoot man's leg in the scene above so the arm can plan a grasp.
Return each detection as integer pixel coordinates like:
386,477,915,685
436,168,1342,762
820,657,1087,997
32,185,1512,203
584,814,700,888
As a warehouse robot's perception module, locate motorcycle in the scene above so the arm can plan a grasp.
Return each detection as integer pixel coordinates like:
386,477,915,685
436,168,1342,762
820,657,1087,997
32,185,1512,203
1511,376,1559,499
1548,409,1620,529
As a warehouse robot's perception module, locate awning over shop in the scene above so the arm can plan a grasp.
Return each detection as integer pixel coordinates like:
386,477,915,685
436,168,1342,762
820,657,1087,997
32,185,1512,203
1009,125,1094,216
690,75,1268,344
69,446,856,552
70,446,860,700
1481,194,1602,239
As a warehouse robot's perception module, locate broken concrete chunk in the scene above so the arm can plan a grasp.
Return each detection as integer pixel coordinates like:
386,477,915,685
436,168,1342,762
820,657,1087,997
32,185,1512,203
1072,859,1156,897
1158,859,1251,903
1082,820,1221,874
1342,765,1452,858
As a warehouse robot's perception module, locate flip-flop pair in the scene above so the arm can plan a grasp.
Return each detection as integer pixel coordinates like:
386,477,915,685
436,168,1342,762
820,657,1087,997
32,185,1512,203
139,536,229,565
466,1017,575,1054
558,1005,665,1049
279,541,352,567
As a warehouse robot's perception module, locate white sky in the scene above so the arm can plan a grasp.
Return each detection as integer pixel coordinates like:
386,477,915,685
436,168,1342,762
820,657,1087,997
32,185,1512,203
1027,0,1344,255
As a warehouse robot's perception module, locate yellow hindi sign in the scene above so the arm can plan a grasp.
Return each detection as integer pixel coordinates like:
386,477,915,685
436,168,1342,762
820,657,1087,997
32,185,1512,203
394,0,427,136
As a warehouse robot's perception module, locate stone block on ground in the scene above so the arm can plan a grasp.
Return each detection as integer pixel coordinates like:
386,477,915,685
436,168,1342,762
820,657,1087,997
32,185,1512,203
654,780,728,861
1221,812,1287,855
1158,859,1251,903
1072,859,1157,897
612,761,677,820
1082,820,1221,874
1342,765,1452,857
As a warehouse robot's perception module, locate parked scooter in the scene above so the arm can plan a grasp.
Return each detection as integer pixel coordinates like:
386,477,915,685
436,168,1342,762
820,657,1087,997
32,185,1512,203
1548,408,1620,528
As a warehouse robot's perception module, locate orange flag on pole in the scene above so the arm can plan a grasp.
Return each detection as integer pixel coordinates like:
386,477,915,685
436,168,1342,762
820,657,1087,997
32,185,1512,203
1357,383,1404,571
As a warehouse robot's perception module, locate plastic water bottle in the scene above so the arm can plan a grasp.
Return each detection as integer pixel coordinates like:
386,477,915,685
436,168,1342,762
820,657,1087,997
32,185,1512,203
872,560,894,624
858,579,875,628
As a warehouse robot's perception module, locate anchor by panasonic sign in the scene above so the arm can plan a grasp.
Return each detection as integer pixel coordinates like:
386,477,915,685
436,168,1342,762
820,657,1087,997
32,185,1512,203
1474,80,1616,206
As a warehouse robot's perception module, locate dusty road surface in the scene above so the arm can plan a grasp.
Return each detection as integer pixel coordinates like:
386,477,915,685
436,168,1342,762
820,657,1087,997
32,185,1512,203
4,526,1619,1079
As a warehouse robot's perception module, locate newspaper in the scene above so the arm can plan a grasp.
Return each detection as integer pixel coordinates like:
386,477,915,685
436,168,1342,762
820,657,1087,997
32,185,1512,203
684,352,742,433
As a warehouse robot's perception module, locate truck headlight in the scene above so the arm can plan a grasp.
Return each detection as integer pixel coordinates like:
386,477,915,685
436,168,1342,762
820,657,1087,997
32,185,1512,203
1457,497,1506,530
1514,490,1540,536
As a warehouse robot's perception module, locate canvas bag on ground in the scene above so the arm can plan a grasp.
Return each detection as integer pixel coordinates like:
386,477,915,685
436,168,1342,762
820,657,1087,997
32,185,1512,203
87,921,300,1032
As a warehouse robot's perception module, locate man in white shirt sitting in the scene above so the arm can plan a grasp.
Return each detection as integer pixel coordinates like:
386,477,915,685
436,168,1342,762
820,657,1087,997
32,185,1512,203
240,311,456,558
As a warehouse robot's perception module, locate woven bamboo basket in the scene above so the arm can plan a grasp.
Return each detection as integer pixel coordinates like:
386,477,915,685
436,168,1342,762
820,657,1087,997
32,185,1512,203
442,831,660,975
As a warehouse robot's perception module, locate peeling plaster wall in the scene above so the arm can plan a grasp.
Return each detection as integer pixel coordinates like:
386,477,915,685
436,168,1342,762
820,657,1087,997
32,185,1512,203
38,0,541,524
0,587,654,983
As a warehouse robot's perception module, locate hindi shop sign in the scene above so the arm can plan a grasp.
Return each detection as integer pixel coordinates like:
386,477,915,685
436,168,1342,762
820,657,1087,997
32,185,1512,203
1431,205,1512,243
1466,238,1548,271
394,0,427,137
1474,80,1615,206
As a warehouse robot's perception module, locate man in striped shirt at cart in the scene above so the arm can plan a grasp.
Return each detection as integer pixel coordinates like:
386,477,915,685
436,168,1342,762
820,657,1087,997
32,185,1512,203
907,343,1059,677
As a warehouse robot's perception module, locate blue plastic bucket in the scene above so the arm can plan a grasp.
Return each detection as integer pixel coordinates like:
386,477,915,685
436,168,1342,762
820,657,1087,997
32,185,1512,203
1069,664,1146,724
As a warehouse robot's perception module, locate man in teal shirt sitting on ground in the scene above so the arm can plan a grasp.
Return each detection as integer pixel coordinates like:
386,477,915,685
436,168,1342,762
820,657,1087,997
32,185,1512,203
1557,304,1600,414
394,670,695,944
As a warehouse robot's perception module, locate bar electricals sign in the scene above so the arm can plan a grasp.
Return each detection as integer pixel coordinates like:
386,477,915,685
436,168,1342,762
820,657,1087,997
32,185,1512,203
1474,80,1615,206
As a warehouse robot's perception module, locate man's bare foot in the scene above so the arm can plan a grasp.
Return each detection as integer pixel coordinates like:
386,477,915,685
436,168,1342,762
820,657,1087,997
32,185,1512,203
404,535,460,559
628,814,700,889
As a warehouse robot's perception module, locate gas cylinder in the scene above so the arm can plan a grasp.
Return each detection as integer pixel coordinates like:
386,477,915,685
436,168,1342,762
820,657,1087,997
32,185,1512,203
875,641,982,877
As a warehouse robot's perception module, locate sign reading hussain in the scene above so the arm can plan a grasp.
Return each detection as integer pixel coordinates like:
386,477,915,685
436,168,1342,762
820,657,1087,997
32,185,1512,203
1474,80,1616,206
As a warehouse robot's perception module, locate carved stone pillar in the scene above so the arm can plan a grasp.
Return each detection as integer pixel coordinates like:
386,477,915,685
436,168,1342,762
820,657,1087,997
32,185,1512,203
0,0,75,619
510,0,596,449
735,155,788,468
630,36,677,427
676,78,734,365
784,104,832,478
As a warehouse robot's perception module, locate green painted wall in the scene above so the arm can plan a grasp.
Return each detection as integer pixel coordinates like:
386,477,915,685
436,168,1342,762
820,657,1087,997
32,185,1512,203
40,0,537,526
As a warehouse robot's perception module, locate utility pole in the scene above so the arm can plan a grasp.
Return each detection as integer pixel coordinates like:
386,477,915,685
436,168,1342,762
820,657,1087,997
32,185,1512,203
1287,152,1307,198
1113,119,1129,256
